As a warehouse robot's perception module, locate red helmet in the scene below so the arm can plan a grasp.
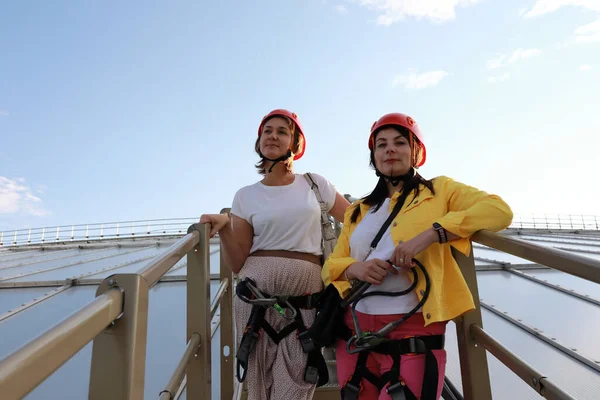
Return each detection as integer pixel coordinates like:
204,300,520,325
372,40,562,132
368,113,427,167
258,109,306,160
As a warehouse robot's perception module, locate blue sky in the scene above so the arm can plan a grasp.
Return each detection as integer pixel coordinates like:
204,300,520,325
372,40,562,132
1,0,599,231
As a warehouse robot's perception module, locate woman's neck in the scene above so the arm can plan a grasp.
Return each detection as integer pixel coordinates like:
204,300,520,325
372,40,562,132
261,164,295,186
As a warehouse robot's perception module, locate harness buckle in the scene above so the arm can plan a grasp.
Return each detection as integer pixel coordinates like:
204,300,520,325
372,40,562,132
304,366,319,384
405,336,418,356
386,381,408,400
298,331,316,353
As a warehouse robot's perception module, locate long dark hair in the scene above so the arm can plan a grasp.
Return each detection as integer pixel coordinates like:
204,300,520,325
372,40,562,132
350,127,435,223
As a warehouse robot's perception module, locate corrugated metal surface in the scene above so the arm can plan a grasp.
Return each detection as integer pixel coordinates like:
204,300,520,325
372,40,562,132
517,234,600,246
0,286,98,360
0,248,83,265
521,269,600,298
1,281,222,400
474,246,534,265
0,248,125,279
0,287,54,315
477,270,600,361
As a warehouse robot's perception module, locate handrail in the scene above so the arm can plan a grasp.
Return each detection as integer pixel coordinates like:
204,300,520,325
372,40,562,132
471,325,575,399
138,231,199,287
0,288,124,399
210,278,230,319
159,333,201,400
473,230,600,284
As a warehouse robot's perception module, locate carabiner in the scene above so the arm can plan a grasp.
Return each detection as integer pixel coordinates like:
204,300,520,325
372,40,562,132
273,298,297,320
346,332,390,354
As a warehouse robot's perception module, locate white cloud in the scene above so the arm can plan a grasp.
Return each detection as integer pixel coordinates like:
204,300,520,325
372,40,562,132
35,184,48,195
487,48,542,69
580,64,593,70
335,4,348,13
0,109,9,117
0,177,50,216
524,0,600,18
356,0,484,25
392,70,449,89
575,18,600,43
488,73,510,83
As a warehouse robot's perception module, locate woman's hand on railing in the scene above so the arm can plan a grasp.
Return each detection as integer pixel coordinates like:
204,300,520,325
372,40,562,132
199,213,230,238
346,259,398,285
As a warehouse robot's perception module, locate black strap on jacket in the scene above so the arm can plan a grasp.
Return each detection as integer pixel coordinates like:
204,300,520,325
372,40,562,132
235,278,329,387
341,335,445,400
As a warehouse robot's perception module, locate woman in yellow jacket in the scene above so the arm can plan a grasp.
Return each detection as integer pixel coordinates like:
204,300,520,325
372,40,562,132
322,112,513,400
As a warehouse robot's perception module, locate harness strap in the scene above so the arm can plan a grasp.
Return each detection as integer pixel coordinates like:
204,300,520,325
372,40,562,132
236,278,321,310
235,280,330,387
341,335,444,400
235,305,265,382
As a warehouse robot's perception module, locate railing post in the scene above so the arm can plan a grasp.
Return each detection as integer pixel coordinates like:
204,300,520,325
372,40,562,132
452,246,493,400
187,223,212,399
219,208,235,400
89,274,150,400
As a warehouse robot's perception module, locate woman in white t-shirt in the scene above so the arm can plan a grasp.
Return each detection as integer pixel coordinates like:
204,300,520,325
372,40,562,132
200,109,349,400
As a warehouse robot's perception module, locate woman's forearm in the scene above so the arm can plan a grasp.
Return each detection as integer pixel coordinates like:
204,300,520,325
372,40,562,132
218,223,247,274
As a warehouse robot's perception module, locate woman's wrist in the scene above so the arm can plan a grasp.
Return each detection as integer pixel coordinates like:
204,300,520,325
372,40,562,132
219,213,231,232
344,264,355,281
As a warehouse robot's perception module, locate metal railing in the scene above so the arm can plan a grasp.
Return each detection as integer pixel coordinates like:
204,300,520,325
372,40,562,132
509,214,599,231
1,218,599,399
450,230,600,400
3,212,599,248
0,218,198,247
0,221,234,400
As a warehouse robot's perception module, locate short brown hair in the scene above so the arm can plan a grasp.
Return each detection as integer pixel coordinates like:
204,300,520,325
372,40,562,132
254,115,304,175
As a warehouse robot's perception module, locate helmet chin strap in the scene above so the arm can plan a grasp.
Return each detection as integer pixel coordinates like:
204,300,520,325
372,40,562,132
376,166,415,186
261,150,292,173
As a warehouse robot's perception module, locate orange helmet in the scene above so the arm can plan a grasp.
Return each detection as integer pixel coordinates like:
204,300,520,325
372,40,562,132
368,113,427,167
257,109,306,160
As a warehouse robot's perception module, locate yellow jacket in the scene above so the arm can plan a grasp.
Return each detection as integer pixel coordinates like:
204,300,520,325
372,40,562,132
322,176,513,326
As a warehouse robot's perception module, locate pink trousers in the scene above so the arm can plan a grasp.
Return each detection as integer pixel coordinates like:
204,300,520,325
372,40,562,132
335,309,448,400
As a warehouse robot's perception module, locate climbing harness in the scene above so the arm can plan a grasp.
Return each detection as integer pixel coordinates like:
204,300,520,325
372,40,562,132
339,258,442,400
235,278,329,387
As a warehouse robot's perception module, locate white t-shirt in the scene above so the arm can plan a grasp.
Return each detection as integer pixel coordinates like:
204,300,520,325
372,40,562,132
231,173,337,256
349,198,420,315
